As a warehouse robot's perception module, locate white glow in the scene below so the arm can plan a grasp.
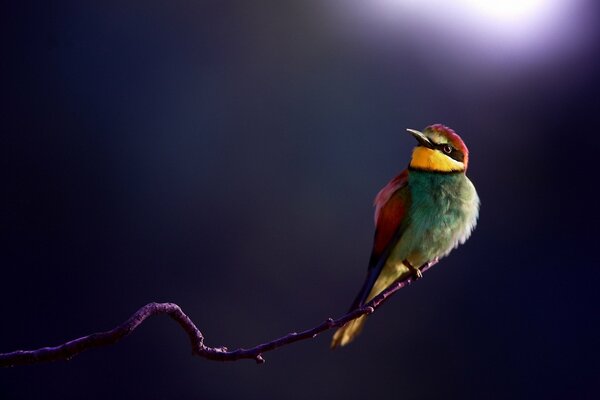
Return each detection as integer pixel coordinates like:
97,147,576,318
462,0,546,24
458,0,562,42
335,0,583,65
371,0,566,40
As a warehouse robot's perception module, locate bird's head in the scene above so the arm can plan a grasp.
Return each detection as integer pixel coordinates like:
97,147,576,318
406,124,469,173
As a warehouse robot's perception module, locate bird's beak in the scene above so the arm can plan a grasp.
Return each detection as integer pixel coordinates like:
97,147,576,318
406,128,433,148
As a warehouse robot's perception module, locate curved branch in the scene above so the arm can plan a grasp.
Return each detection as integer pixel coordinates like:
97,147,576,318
0,261,436,367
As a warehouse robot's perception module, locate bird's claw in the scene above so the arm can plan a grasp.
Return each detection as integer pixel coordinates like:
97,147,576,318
412,269,423,280
404,260,423,280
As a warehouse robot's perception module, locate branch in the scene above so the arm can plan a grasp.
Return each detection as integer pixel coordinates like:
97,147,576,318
0,261,436,367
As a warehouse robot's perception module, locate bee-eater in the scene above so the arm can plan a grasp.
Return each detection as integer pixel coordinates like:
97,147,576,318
331,124,480,348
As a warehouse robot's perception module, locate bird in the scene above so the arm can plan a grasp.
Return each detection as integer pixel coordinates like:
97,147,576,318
331,124,480,348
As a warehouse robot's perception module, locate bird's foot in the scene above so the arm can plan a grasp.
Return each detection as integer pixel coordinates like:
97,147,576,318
413,269,423,280
405,260,423,280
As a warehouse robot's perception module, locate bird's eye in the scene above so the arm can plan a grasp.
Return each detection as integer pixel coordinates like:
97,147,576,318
442,144,452,154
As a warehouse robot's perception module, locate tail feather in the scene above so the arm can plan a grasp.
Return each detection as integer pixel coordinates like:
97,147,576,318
330,315,367,348
330,265,382,349
331,260,410,348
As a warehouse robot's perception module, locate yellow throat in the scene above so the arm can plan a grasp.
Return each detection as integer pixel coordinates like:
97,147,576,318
410,147,465,172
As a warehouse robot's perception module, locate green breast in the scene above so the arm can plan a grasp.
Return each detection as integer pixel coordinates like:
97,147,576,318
393,170,479,264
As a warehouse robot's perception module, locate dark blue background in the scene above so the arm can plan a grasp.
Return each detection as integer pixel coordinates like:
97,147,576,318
2,1,599,399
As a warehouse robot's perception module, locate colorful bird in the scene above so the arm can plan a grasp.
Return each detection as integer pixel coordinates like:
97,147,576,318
331,124,480,348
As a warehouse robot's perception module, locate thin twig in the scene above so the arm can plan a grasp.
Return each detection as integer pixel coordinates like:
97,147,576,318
0,261,436,367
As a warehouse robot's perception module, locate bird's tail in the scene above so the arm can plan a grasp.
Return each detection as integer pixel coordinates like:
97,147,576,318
330,260,409,348
330,263,383,349
330,314,367,348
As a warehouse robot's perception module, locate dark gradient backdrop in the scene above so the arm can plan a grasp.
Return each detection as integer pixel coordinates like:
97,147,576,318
2,1,599,399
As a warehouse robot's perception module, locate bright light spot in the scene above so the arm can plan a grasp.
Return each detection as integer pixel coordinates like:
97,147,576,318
371,0,565,41
463,0,546,24
332,0,583,65
458,0,562,42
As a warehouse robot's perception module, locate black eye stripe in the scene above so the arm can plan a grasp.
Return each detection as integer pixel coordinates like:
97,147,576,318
433,143,464,162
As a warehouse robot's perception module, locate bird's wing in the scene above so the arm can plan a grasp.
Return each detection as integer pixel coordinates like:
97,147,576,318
370,169,410,269
331,170,411,348
348,170,410,310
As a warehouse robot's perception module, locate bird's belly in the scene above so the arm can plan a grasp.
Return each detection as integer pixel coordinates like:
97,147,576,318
365,174,478,301
389,177,478,267
390,213,467,268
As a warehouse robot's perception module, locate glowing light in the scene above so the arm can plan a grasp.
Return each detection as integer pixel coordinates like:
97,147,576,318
330,0,584,66
458,0,563,42
462,0,546,24
370,0,566,40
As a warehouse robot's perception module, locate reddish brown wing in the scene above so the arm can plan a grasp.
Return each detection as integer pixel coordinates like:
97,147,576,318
369,170,409,268
348,170,410,310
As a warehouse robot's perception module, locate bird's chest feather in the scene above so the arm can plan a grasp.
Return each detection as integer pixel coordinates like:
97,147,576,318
403,171,479,261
